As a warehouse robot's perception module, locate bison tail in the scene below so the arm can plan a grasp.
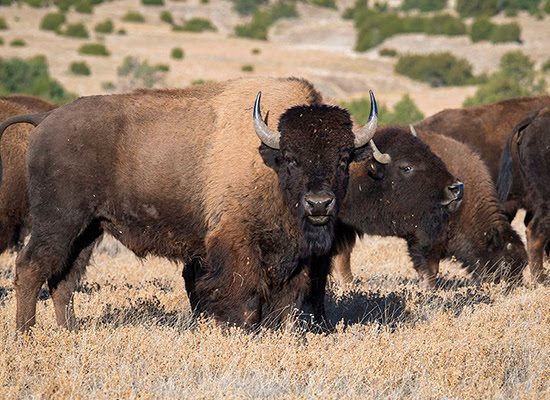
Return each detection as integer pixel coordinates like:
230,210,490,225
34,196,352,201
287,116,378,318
497,112,536,203
0,111,53,192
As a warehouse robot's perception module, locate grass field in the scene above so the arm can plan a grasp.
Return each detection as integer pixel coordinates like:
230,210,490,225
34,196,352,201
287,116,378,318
1,214,549,398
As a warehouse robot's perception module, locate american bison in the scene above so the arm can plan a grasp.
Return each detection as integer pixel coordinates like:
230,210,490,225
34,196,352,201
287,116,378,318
331,126,464,289
0,98,56,255
0,77,382,332
0,95,57,113
415,95,550,222
498,106,550,283
332,126,527,288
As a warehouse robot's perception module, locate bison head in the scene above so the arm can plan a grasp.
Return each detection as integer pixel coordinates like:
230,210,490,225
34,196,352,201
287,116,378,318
466,224,527,284
341,126,463,248
254,91,379,255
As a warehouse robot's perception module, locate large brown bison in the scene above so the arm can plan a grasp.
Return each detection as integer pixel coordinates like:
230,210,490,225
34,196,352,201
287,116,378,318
0,97,57,255
415,95,550,221
0,77,382,333
332,126,527,289
498,106,550,283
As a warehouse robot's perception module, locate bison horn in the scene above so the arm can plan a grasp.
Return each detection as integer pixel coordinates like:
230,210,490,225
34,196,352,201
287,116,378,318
409,124,418,137
353,90,378,148
253,91,280,149
369,139,391,164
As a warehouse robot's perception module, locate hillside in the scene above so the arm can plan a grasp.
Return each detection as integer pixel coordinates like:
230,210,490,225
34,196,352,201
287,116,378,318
2,0,549,115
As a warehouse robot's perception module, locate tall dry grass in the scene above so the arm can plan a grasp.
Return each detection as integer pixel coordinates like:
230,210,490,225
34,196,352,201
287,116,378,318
1,215,549,399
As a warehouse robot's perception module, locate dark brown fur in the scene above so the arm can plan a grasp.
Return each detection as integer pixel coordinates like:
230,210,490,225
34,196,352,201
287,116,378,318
332,127,527,288
415,95,550,222
4,77,370,332
498,107,550,283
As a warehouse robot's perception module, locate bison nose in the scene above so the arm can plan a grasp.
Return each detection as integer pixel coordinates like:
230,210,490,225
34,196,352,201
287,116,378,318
448,180,464,200
303,192,335,216
442,179,464,212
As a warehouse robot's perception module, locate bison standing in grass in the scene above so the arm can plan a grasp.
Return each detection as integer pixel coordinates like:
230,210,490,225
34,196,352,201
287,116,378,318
0,77,381,333
0,97,57,255
415,95,550,222
499,107,550,283
332,126,527,289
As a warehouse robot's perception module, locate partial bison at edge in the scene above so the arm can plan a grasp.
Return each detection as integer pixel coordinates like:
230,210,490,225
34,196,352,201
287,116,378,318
0,77,381,333
499,106,550,283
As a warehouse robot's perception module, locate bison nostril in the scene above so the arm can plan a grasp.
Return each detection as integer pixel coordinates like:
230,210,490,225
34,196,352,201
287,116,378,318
304,193,335,215
448,180,464,200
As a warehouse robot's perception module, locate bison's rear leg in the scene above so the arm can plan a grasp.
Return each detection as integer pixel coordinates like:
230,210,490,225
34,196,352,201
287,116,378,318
48,224,102,330
14,245,49,333
526,216,548,284
182,257,204,315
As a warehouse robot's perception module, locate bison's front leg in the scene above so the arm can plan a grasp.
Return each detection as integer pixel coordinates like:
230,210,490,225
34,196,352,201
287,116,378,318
195,229,266,328
526,215,549,284
407,238,440,290
305,254,333,330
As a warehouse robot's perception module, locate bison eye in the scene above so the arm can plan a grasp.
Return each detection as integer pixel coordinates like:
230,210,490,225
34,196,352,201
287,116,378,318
284,154,298,167
339,156,350,167
401,165,413,173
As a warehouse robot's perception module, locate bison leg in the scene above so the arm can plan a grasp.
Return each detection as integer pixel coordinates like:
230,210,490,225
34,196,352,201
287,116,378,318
526,217,548,284
331,249,353,285
182,256,204,314
306,254,333,331
14,245,49,333
48,225,102,330
407,239,439,290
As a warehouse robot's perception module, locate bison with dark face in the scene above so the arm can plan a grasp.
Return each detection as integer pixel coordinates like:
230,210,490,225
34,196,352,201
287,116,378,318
499,106,550,283
331,126,463,289
333,126,528,288
415,95,550,223
0,77,381,332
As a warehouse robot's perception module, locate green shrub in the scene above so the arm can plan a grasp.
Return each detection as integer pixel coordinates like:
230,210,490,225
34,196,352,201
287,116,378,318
545,0,550,13
241,64,254,72
116,56,167,89
142,0,163,5
173,18,217,32
0,37,4,46
395,52,475,87
379,48,397,57
160,11,173,24
0,55,75,103
171,47,184,59
40,13,66,31
117,29,127,35
94,19,114,34
234,0,297,40
231,0,268,15
78,43,110,56
489,22,521,43
463,51,547,106
470,18,494,42
122,11,145,23
61,22,89,38
10,38,26,47
401,0,446,12
192,79,206,85
55,0,72,12
155,64,169,72
101,81,115,91
309,0,336,9
251,48,261,55
456,0,498,17
542,58,550,73
69,61,91,75
0,17,8,30
22,0,48,7
74,0,93,13
342,94,424,126
425,14,466,36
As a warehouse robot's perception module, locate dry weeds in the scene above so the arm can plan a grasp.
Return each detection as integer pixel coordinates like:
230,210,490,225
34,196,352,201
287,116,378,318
1,212,549,398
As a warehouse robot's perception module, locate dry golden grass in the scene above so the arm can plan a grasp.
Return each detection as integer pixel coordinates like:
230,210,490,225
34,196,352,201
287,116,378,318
1,212,549,398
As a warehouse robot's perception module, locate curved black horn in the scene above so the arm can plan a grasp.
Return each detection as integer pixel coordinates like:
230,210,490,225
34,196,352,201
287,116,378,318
253,92,280,149
369,139,391,164
353,90,378,148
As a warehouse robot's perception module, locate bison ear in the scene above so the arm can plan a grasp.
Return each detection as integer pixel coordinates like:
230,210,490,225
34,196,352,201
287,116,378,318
486,226,503,251
259,143,280,172
366,159,385,180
